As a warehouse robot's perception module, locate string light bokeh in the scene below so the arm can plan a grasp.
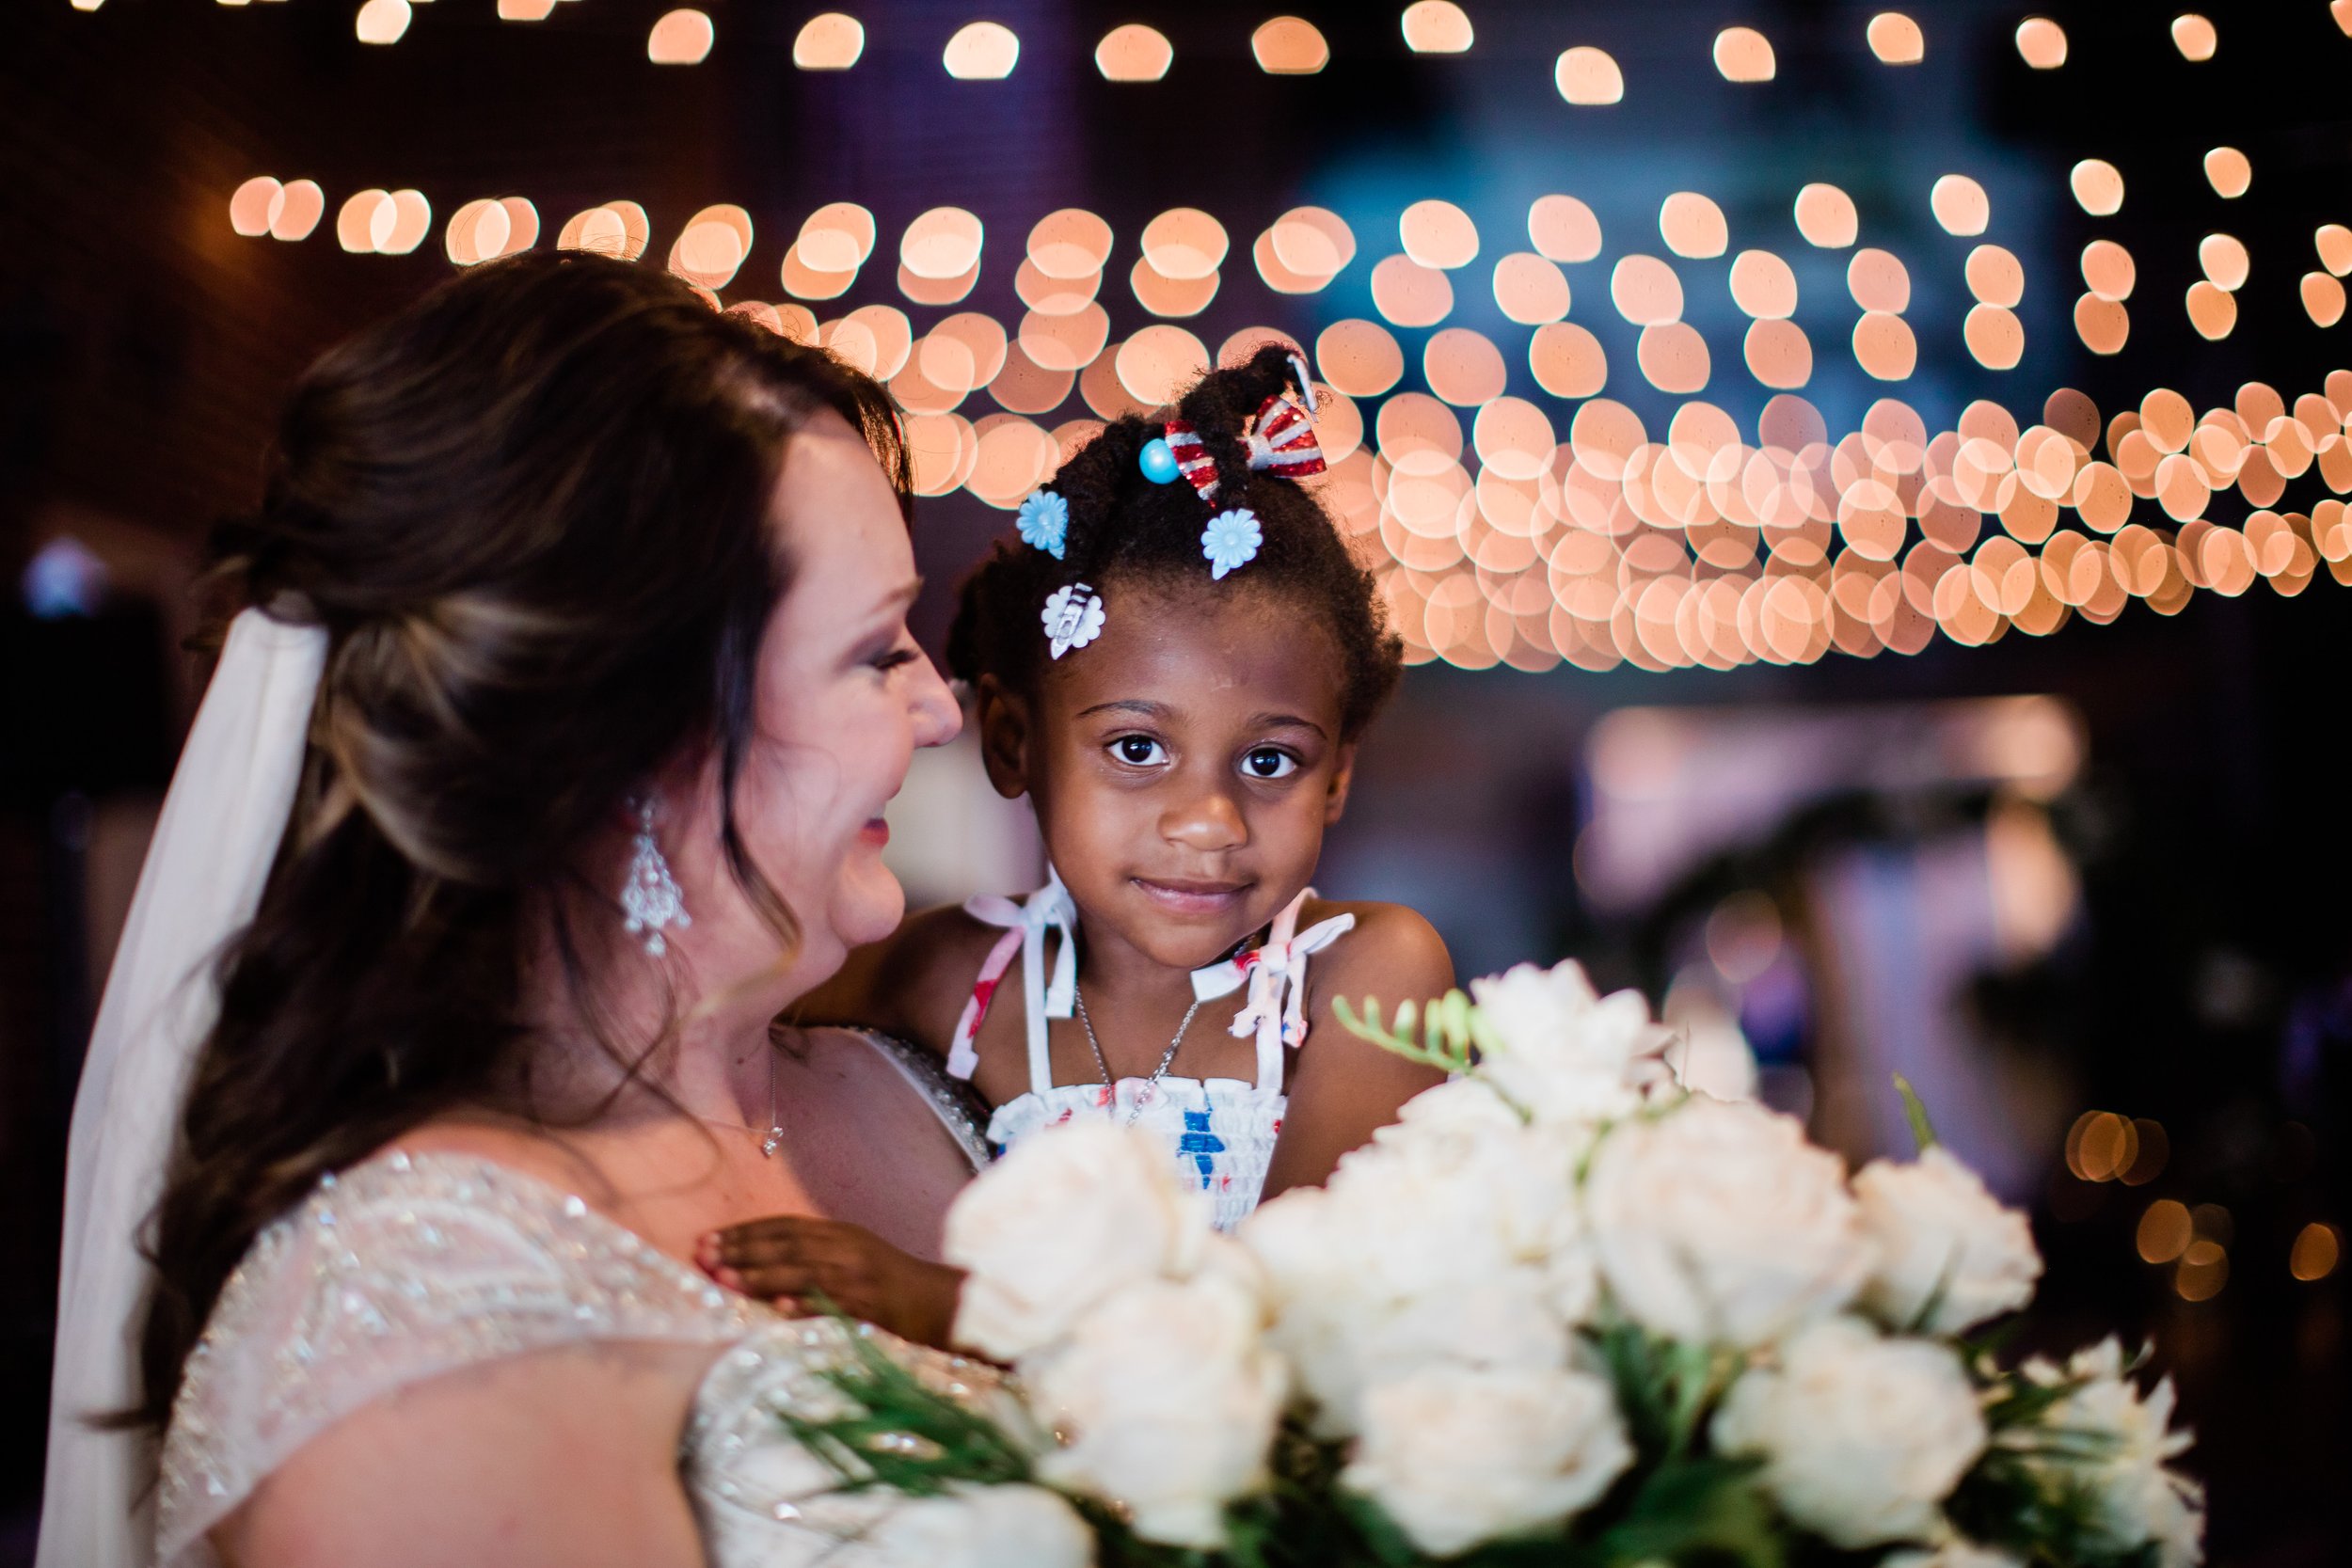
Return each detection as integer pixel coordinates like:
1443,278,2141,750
202,8,2352,677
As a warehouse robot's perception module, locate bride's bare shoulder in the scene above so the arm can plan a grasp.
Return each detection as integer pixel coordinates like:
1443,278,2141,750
369,1118,611,1202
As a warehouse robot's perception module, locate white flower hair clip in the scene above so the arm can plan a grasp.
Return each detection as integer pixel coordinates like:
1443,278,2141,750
1015,489,1068,559
1201,508,1263,579
1041,582,1106,659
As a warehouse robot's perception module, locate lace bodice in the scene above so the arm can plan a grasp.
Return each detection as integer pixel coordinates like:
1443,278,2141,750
158,1036,999,1568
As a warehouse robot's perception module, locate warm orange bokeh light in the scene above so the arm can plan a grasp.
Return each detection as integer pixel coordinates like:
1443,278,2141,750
2071,159,2124,216
1251,16,1327,74
1400,199,1480,270
1401,2,1473,55
1553,46,1624,105
646,8,714,65
1712,26,1774,82
1867,12,1924,64
2015,17,2067,69
793,12,864,71
2291,1222,2342,1282
1315,319,1405,399
355,0,411,46
1794,183,1858,248
1491,252,1570,325
1093,24,1170,81
943,21,1019,79
229,176,283,237
269,180,324,242
1660,192,1727,260
2204,146,2250,198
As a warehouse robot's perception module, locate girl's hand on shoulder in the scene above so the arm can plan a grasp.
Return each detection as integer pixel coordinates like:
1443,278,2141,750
1261,903,1455,1200
698,1216,965,1352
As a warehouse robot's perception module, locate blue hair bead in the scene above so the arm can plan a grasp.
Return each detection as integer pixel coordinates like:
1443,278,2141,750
1138,437,1180,484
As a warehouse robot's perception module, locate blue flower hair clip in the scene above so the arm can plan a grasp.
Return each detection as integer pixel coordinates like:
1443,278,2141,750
1016,489,1069,560
1201,508,1263,580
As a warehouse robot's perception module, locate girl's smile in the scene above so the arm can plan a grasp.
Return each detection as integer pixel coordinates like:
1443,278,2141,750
1130,874,1256,919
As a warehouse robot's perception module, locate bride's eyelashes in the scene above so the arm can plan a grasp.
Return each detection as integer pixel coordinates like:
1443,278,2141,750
851,627,920,673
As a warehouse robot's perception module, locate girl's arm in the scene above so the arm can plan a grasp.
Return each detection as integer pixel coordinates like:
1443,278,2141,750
1258,903,1454,1201
788,904,991,1055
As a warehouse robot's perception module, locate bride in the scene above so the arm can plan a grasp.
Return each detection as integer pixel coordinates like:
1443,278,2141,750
40,252,1003,1567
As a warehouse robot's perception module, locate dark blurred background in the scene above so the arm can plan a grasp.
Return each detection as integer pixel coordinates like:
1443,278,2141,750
4,1,2345,1562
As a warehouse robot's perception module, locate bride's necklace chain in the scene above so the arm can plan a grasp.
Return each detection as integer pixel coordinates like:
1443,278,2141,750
691,1042,786,1157
1073,983,1205,1126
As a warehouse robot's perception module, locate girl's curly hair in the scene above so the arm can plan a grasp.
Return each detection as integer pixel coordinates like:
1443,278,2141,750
945,343,1403,738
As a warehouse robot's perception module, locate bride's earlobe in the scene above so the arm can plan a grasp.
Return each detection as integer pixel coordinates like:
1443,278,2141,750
975,675,1032,800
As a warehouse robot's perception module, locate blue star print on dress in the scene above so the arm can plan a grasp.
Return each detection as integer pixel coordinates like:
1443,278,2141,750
1176,1107,1228,1187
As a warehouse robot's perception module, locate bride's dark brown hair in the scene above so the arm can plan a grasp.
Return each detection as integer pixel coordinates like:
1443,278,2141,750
130,251,909,1431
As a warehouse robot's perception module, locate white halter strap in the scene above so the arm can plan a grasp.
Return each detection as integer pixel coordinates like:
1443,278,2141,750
955,865,1079,1094
950,876,1354,1097
1189,887,1355,1093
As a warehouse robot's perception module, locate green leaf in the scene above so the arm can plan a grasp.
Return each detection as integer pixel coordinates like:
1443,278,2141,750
1594,1456,1781,1568
774,1314,1036,1498
1333,991,1474,1074
1894,1073,1940,1152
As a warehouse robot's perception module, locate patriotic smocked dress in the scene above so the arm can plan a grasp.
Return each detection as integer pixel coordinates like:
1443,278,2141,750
946,868,1354,1230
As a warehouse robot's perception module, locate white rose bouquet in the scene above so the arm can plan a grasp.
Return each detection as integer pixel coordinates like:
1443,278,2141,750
775,961,2203,1568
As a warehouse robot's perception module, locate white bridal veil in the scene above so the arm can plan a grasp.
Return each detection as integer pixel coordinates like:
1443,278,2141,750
38,609,328,1568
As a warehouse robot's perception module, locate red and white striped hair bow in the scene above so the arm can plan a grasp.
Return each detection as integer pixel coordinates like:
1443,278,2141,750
1245,389,1327,482
1161,353,1327,503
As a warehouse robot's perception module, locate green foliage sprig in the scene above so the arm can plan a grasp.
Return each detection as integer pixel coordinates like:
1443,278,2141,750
778,1319,1035,1497
1332,990,1486,1075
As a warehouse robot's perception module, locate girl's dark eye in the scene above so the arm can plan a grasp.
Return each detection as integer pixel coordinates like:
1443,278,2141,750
871,647,917,672
1111,736,1168,766
1243,747,1299,780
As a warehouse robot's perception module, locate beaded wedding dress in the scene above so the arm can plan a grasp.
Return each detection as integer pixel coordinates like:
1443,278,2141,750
154,1033,1000,1568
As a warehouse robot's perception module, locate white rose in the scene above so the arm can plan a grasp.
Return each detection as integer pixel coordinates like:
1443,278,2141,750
946,1120,1208,1361
1882,1544,2024,1568
1027,1271,1285,1548
1329,1085,1581,1287
858,1484,1095,1568
1853,1146,2042,1335
1378,1072,1525,1139
1469,959,1676,1126
1244,1110,1581,1434
1543,1236,1602,1324
1342,1364,1633,1557
1711,1316,1988,1549
1583,1097,1874,1347
1278,1267,1571,1437
2015,1339,2203,1568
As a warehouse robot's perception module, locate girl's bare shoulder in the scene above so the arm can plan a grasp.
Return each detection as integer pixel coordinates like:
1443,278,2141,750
1299,898,1454,998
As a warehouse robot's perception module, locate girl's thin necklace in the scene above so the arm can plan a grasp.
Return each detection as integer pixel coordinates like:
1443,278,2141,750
691,1044,786,1157
1073,983,1204,1127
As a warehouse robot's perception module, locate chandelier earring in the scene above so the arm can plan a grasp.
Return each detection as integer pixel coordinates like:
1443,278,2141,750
621,796,691,957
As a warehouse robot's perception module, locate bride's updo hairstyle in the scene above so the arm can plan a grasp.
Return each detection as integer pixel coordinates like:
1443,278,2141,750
944,344,1402,737
135,251,907,1430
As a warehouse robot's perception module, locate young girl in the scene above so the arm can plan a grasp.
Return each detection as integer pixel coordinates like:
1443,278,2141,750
703,346,1453,1334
